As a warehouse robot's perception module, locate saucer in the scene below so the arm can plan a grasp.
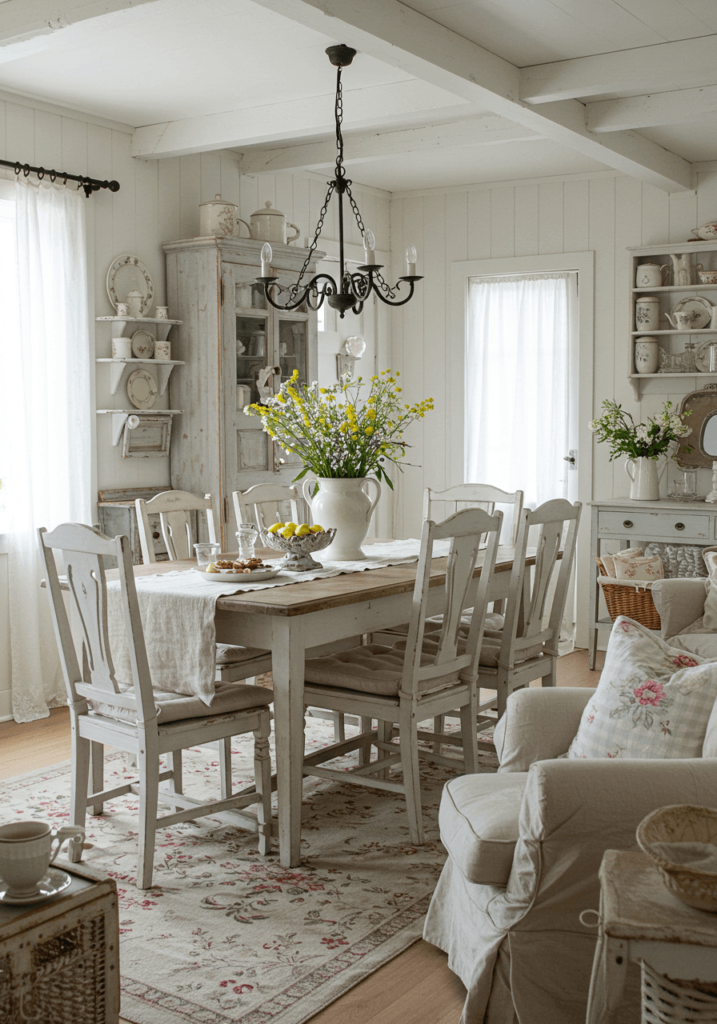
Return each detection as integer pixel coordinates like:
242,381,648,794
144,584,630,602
0,866,72,905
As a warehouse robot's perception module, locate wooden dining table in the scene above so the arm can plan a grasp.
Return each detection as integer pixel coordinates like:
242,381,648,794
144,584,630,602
116,542,533,867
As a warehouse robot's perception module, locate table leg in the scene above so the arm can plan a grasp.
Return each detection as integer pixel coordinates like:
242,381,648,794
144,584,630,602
271,618,306,867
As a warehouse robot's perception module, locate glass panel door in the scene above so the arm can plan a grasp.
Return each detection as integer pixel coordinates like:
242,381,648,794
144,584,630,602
236,314,269,405
279,319,307,386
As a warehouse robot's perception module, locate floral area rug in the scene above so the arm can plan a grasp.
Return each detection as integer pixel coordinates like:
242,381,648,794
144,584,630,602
4,716,497,1024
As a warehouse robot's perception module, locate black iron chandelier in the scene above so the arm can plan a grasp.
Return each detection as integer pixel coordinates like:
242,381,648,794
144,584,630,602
256,45,422,319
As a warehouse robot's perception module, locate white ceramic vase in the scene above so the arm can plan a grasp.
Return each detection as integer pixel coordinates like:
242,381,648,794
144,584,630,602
625,457,666,501
303,476,381,560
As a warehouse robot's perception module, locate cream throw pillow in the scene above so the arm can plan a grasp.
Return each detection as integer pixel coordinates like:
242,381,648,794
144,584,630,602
566,617,717,760
600,547,645,579
613,550,664,582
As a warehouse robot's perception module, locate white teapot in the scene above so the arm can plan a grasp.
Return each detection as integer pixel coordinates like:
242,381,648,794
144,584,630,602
237,202,300,245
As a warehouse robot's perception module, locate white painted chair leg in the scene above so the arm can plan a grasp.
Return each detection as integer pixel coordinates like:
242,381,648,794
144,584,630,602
334,713,346,743
245,675,257,686
377,719,392,780
543,657,557,687
254,714,272,856
218,737,232,799
88,741,104,816
399,704,424,846
167,749,183,794
460,697,479,775
137,736,160,890
358,716,372,765
432,715,445,755
70,717,89,862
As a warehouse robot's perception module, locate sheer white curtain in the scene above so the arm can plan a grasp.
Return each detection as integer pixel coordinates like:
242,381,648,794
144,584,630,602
1,181,92,722
465,272,572,510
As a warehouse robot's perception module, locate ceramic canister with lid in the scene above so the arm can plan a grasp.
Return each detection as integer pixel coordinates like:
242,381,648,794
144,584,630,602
635,295,660,332
634,337,660,374
237,202,301,245
199,194,239,237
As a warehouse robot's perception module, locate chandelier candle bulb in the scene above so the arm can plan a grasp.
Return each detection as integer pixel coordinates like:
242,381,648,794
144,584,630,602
363,229,376,265
261,242,272,278
406,244,417,276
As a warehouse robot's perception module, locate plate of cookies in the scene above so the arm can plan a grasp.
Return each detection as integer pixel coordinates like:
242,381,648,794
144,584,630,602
195,556,281,583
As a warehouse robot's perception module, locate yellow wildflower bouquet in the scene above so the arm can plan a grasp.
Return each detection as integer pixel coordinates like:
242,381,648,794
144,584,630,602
245,369,434,489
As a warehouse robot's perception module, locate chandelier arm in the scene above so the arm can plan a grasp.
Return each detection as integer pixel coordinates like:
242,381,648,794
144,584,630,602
369,277,418,308
287,181,336,300
263,283,313,312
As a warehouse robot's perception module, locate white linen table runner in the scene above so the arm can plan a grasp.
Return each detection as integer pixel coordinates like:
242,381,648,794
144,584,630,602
106,540,451,704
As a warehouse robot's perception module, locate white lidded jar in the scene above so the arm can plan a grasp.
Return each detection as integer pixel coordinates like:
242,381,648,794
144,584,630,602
634,337,660,374
635,295,660,332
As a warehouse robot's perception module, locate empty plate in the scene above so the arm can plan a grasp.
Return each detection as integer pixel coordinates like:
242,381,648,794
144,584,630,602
127,368,158,409
131,329,155,359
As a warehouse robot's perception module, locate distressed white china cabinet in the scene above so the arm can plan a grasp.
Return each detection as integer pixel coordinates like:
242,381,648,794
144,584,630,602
629,241,717,399
163,236,321,547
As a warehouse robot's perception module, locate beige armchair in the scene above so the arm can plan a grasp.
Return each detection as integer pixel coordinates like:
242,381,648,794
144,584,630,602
423,686,717,1024
652,576,717,660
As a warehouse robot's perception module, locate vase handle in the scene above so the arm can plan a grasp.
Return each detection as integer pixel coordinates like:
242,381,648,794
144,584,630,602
625,460,636,483
657,459,667,482
361,477,382,521
302,477,317,511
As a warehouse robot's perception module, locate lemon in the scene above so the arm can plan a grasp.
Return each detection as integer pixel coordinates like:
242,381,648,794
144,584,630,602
296,524,311,537
285,521,298,530
268,522,284,534
206,563,219,573
309,524,324,533
280,525,296,538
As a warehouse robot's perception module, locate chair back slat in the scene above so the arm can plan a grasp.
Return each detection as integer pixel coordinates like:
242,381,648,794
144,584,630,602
424,483,524,546
500,498,582,664
233,483,307,532
400,507,503,696
39,523,157,723
135,490,218,564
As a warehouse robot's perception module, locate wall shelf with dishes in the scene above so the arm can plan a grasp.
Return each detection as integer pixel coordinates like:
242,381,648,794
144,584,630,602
628,236,717,399
96,255,183,457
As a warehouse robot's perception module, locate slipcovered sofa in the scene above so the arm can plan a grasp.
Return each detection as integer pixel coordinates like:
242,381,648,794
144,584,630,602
652,575,717,659
423,684,717,1024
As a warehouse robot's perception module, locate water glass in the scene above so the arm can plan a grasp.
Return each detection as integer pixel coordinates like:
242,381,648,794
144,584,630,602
194,542,221,568
236,525,258,559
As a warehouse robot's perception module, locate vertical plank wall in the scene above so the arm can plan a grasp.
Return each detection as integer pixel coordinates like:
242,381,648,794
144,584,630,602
389,168,717,540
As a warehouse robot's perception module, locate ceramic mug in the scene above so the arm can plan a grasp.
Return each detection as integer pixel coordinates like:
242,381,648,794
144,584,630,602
0,821,84,895
154,341,171,361
116,302,129,317
155,306,169,320
636,263,669,287
126,290,144,317
112,337,133,360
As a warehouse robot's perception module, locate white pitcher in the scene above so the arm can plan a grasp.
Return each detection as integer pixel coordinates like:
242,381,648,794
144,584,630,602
625,457,666,501
303,477,381,560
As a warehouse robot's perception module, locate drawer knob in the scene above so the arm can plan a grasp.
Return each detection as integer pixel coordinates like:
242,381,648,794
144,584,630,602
152,531,160,540
675,522,686,531
623,520,633,528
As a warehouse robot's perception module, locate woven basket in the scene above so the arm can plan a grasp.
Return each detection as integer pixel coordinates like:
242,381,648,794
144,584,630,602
596,557,661,630
642,960,717,1022
637,804,717,912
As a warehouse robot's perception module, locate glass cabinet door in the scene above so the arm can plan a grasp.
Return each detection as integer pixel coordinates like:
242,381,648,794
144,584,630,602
236,314,269,405
278,318,307,386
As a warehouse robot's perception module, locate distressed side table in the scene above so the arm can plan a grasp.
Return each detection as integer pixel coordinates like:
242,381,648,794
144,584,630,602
586,849,717,1024
0,860,120,1023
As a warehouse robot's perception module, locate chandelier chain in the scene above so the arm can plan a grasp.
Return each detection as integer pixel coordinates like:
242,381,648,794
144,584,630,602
288,181,336,300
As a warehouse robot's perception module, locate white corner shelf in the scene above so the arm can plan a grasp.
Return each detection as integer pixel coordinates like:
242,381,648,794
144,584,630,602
96,409,182,447
96,358,184,396
95,316,182,342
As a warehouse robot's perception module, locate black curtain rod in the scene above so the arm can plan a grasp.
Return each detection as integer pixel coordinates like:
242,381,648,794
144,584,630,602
0,158,120,197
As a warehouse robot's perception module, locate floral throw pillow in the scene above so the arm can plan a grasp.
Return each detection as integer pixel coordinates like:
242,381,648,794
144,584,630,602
566,617,717,760
613,551,664,582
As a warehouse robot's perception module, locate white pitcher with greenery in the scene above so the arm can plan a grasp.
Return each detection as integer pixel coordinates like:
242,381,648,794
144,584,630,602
246,369,434,559
589,400,692,501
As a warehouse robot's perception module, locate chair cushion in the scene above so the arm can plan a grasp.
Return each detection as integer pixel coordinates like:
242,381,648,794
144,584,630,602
91,681,271,725
566,616,717,760
215,643,270,665
380,610,505,638
304,643,459,696
393,625,542,669
439,772,527,885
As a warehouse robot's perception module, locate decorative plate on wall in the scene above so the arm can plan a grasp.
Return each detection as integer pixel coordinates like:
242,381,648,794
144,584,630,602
106,254,154,315
131,329,155,359
127,368,158,410
671,296,713,331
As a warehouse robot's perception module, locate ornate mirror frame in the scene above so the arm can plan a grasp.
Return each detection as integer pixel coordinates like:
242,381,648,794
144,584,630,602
677,384,717,467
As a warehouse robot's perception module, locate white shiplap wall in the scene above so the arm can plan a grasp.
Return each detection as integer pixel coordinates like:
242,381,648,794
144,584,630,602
389,168,717,540
0,91,391,718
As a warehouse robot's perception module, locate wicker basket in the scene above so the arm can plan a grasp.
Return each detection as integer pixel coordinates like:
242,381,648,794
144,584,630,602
637,804,717,912
642,960,717,1022
596,557,661,630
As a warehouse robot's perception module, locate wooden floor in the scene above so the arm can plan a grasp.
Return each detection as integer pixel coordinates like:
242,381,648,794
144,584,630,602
0,649,600,1024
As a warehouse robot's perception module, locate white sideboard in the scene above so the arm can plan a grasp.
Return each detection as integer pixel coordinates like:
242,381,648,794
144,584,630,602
588,498,716,668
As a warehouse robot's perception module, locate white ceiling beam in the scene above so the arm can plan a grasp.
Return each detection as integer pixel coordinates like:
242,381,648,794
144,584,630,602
0,0,162,48
521,36,717,105
588,85,717,133
240,116,541,174
132,79,469,158
246,0,693,192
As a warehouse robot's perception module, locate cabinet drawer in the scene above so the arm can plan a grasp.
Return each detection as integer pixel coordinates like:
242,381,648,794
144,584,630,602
597,510,711,540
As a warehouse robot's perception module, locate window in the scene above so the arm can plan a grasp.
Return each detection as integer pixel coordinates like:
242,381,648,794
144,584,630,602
465,272,577,511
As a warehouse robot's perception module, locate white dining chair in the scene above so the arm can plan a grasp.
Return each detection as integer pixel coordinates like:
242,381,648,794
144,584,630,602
300,506,503,845
39,522,273,889
136,489,273,797
233,482,351,744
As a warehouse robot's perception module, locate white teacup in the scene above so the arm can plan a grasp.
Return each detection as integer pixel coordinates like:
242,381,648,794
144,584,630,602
0,821,85,896
155,306,169,320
